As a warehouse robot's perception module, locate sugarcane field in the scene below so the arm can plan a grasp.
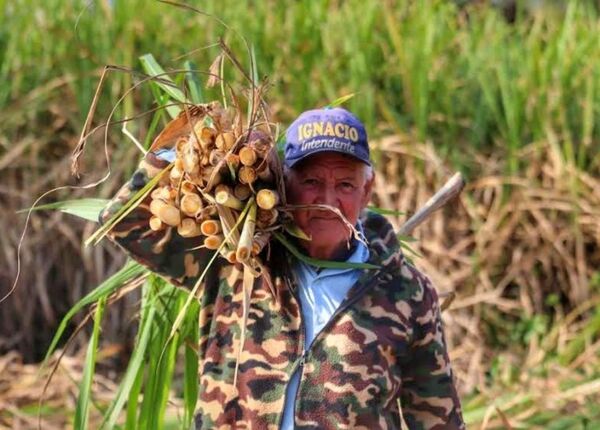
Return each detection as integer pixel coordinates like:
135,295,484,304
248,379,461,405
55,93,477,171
2,0,600,429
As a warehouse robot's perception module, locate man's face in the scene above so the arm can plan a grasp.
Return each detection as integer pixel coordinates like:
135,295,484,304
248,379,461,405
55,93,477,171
286,152,374,258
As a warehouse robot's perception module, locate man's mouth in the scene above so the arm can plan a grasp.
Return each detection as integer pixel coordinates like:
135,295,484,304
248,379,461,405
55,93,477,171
310,216,339,221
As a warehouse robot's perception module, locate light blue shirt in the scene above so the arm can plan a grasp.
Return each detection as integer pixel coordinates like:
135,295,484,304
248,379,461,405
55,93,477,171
280,232,370,429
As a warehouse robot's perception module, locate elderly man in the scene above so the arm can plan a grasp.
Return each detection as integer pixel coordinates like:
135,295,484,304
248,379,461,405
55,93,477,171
101,107,465,429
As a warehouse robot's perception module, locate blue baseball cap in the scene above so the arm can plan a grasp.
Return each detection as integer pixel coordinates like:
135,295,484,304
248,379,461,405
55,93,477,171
284,107,370,167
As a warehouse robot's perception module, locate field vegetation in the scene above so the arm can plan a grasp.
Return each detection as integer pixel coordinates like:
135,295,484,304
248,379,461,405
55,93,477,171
1,0,599,428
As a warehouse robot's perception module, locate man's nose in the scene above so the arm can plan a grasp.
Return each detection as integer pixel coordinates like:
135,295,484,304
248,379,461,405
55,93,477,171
317,183,337,207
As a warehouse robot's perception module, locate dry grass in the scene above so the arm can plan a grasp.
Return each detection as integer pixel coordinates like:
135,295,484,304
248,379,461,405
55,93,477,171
1,133,599,427
372,135,600,427
0,350,112,429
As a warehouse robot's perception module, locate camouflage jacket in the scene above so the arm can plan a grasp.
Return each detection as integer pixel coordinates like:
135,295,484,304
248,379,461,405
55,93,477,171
101,153,465,430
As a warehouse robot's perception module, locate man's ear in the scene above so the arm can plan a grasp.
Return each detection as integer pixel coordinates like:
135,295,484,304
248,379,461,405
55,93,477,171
361,168,375,209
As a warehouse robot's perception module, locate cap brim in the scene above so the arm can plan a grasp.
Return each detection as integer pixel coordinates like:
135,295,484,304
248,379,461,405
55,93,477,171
285,147,372,168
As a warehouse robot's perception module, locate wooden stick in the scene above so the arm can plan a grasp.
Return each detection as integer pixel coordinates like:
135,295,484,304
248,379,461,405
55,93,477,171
398,172,465,236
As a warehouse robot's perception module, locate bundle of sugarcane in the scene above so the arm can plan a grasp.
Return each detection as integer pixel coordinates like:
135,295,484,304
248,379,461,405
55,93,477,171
147,101,283,270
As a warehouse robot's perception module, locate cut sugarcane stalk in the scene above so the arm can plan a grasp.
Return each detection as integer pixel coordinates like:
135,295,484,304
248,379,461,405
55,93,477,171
247,130,271,154
257,165,273,181
200,205,218,219
200,219,222,236
180,193,203,217
182,144,200,173
238,166,256,184
216,191,244,210
156,202,181,226
236,202,257,262
226,153,240,171
214,184,232,195
199,126,215,150
150,199,166,216
151,187,165,200
181,180,197,194
154,186,176,201
215,132,235,150
204,234,224,250
252,232,271,255
149,216,164,231
256,189,279,210
217,205,241,246
219,246,237,264
239,146,257,166
209,149,226,166
257,208,278,228
170,165,183,182
176,137,187,153
178,218,202,237
234,184,252,201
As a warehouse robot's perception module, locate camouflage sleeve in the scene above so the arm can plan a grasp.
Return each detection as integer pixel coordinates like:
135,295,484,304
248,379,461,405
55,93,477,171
99,151,212,288
399,268,465,430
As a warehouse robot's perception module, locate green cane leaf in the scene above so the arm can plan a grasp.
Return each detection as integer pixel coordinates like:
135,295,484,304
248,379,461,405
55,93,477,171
274,232,379,270
44,260,146,363
85,165,170,247
326,93,356,108
184,60,203,104
18,198,109,222
74,296,106,430
140,53,188,104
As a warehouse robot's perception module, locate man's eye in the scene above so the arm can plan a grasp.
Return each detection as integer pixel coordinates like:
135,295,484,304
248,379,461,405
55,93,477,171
303,178,319,186
339,182,355,190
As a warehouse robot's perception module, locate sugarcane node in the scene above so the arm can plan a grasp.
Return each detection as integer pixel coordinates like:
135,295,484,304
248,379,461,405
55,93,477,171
215,190,244,210
256,189,279,210
149,216,164,231
238,166,257,184
204,235,224,250
201,219,222,236
239,146,258,166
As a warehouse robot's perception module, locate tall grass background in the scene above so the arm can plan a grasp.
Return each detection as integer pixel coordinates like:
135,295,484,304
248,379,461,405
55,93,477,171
1,0,600,428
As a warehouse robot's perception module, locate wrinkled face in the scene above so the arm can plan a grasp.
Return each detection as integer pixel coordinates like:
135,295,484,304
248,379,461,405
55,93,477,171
286,152,374,258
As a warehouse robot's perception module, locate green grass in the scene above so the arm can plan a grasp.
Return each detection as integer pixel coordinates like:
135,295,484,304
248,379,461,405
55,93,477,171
3,0,600,175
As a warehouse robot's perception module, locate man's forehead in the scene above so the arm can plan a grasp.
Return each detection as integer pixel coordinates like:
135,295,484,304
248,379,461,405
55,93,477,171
292,152,365,174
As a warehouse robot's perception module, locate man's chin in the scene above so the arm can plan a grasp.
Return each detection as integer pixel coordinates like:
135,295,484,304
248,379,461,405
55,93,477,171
308,218,345,230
